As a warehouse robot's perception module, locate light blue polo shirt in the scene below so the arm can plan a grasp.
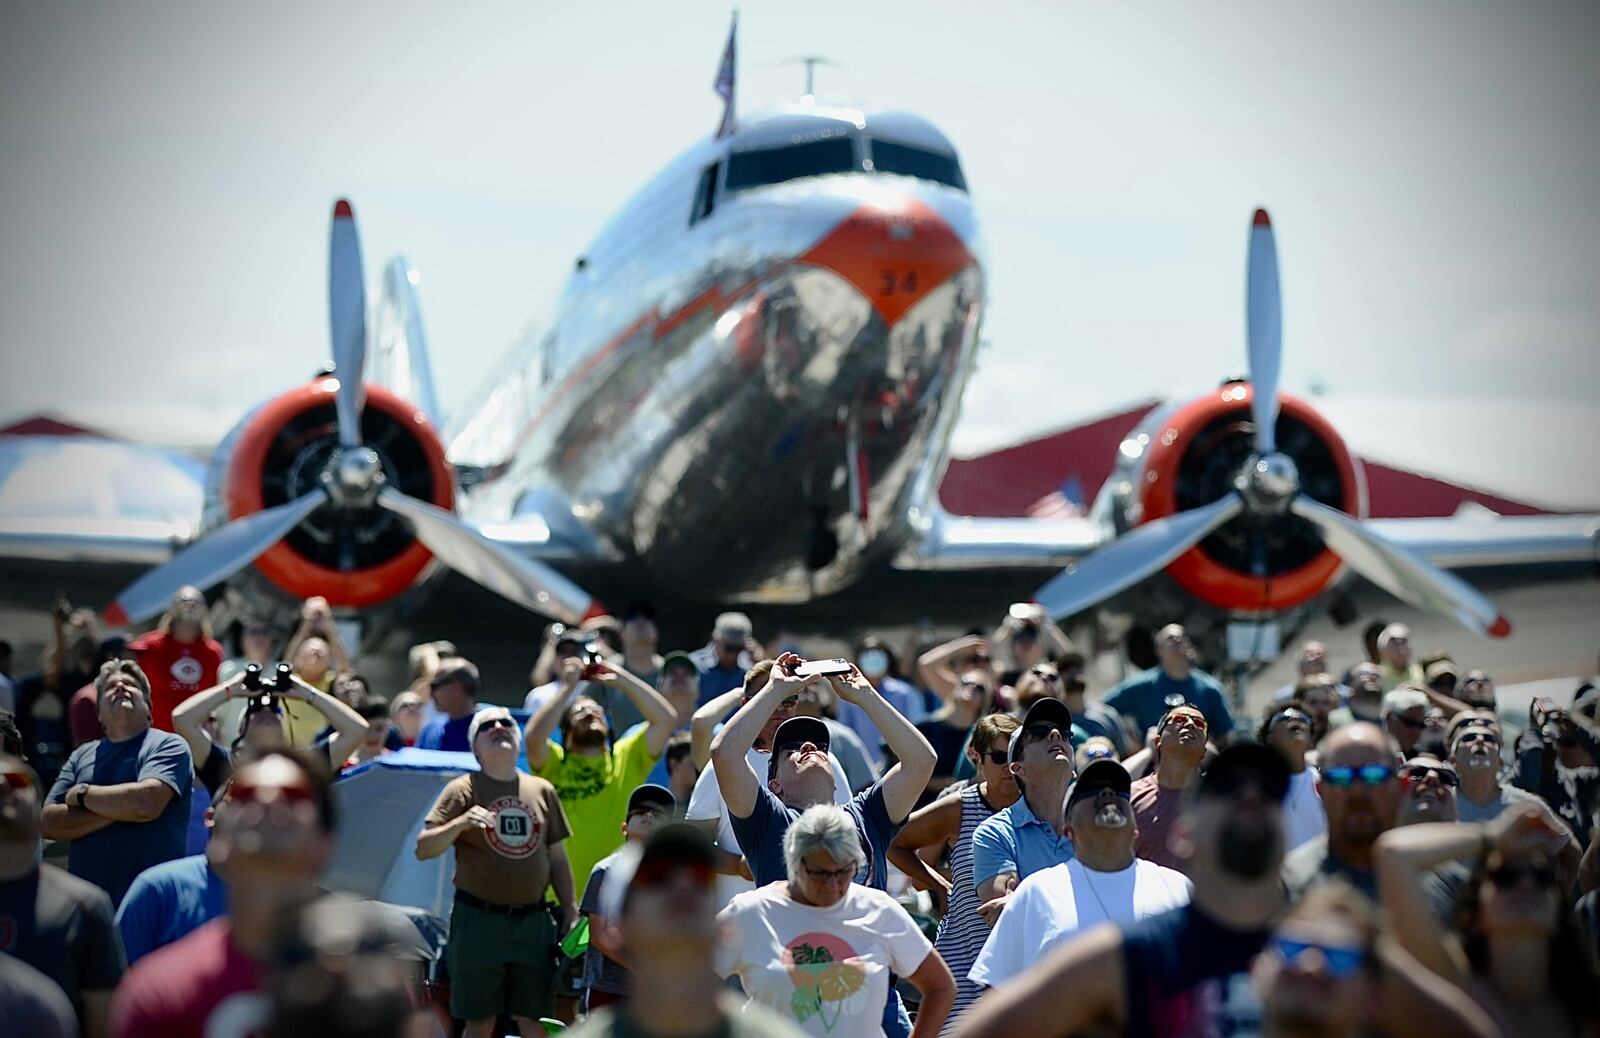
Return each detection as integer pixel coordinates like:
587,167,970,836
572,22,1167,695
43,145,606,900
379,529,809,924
971,794,1075,888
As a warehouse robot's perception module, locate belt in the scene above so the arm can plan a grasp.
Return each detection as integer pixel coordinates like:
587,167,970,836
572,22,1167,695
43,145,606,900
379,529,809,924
454,890,552,918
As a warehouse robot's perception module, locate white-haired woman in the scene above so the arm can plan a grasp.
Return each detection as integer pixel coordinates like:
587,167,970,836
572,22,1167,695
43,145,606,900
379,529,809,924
716,804,955,1037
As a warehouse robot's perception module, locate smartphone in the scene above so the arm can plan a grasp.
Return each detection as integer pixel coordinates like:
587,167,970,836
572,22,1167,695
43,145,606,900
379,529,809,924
795,658,853,678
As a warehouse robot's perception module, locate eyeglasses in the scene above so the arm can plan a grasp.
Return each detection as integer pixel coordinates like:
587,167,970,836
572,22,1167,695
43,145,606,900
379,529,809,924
229,779,316,807
1453,730,1497,748
1030,668,1061,683
1162,712,1207,732
1399,765,1459,788
0,770,35,792
1271,936,1366,979
1391,714,1426,731
633,855,715,890
778,695,801,709
1269,710,1311,729
1024,722,1063,741
968,654,992,665
1321,763,1395,787
983,750,1009,766
1488,860,1557,889
959,679,990,692
801,862,857,883
1079,745,1117,762
478,717,517,733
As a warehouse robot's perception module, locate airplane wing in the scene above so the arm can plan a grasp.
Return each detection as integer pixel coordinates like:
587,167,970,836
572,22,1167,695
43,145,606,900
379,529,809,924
892,502,1103,571
1366,509,1600,569
0,435,203,565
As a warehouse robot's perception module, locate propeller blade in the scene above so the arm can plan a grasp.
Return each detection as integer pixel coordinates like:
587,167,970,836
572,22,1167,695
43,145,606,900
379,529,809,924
1289,496,1511,637
105,489,330,626
330,199,368,448
376,488,594,624
1247,208,1282,455
1034,494,1245,620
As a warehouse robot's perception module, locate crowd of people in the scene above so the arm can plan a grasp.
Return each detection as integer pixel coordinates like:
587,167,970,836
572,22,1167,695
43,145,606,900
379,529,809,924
1,586,1598,1038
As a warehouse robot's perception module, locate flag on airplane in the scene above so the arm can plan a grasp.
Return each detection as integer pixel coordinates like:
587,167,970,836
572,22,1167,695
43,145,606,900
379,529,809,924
713,12,738,139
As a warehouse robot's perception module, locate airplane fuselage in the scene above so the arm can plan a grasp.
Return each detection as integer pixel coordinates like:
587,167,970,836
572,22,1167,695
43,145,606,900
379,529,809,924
450,105,985,604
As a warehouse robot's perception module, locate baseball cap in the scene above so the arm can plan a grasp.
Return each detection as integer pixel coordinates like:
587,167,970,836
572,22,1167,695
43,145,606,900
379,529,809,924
1198,743,1290,803
627,783,677,816
1008,696,1074,763
1066,758,1132,813
713,612,753,645
771,716,830,755
1425,660,1459,685
660,650,699,677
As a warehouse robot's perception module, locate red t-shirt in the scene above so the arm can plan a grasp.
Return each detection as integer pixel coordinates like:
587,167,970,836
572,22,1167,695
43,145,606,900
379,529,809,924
130,631,223,733
68,682,103,747
110,918,265,1038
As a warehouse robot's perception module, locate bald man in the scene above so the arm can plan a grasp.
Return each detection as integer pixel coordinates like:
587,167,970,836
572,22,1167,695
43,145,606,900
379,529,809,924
1282,722,1401,902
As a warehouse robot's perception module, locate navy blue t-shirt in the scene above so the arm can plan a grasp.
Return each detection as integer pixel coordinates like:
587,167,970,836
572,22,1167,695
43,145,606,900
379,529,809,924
46,728,193,907
415,712,474,752
730,779,898,890
1119,902,1268,1037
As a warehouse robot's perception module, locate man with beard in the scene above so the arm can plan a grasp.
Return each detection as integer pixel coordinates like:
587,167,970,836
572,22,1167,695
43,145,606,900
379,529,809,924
110,748,335,1038
1129,705,1209,871
526,655,678,901
972,698,1077,924
0,753,123,1038
1282,722,1400,902
128,586,224,734
968,759,1191,990
42,660,193,905
958,744,1291,1038
1260,705,1327,853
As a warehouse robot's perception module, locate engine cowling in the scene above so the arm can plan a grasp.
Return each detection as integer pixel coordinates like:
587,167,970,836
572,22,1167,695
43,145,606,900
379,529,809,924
217,377,454,607
1134,383,1364,613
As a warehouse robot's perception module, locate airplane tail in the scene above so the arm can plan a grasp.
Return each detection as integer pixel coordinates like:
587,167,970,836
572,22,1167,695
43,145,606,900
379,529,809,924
371,256,444,431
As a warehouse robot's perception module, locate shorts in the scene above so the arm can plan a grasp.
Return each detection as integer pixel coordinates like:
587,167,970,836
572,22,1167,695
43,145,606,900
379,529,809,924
447,896,556,1021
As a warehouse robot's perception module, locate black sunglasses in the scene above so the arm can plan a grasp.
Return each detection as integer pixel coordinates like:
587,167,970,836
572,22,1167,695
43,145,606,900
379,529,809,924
1392,714,1426,730
1488,860,1557,889
478,717,517,733
1024,722,1062,741
1400,765,1458,788
982,749,1009,766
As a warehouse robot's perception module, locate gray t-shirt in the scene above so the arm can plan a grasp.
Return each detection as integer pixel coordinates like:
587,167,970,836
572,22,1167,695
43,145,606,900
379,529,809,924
1456,783,1543,824
581,854,629,996
47,727,193,906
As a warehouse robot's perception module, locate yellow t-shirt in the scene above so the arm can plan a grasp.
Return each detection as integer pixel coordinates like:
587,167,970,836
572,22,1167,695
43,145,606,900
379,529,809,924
538,727,658,900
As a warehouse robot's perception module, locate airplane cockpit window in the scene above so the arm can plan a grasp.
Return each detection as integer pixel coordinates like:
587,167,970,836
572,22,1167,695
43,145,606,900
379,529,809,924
723,136,858,192
868,139,967,191
691,161,719,224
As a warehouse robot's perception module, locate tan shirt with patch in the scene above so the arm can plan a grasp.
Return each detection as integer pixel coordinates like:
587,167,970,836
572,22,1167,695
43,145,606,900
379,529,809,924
424,771,572,905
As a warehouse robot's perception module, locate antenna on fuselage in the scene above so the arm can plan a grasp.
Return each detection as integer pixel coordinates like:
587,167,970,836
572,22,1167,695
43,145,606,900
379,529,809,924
775,55,841,100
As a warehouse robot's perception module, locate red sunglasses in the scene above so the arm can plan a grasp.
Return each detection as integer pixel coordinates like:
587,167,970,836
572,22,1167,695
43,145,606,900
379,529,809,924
632,855,715,890
1,770,35,792
228,779,316,807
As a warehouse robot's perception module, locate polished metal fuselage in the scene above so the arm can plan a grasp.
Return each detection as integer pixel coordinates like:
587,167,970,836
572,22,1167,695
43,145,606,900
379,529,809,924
450,106,986,603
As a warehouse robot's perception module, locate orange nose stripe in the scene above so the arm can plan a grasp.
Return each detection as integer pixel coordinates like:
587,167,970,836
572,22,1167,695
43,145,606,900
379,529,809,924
797,199,973,325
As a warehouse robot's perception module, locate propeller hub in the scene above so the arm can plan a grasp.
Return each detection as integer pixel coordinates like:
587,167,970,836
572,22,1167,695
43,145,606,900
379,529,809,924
322,446,387,509
1239,452,1300,513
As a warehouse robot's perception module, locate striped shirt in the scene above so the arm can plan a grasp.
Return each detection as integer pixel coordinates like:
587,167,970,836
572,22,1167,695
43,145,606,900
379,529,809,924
937,783,1003,1037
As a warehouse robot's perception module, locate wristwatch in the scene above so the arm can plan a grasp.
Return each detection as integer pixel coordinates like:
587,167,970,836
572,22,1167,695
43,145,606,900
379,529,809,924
69,784,88,810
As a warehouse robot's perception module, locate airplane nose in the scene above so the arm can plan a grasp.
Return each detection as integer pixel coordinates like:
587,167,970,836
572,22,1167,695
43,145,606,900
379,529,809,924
797,198,974,326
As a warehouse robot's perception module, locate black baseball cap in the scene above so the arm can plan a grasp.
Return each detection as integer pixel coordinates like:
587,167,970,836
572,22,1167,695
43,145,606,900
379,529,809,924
1198,743,1290,803
1008,697,1074,763
627,783,676,816
1066,758,1132,812
771,716,830,755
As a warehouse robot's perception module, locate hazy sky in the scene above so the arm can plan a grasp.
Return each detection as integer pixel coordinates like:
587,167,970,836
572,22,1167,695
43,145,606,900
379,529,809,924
3,1,1597,504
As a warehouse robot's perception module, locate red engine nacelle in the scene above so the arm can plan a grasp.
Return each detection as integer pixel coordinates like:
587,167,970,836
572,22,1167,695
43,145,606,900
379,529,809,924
223,377,454,608
1135,383,1365,614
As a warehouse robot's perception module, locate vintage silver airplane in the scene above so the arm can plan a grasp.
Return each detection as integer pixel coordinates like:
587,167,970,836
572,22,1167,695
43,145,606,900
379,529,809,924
2,101,1595,648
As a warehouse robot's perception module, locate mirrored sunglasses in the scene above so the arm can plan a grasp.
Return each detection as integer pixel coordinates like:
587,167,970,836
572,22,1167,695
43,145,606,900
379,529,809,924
1321,763,1395,787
